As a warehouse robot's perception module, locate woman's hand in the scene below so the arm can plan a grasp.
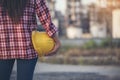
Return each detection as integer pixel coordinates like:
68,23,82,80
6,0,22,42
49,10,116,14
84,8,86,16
45,34,61,56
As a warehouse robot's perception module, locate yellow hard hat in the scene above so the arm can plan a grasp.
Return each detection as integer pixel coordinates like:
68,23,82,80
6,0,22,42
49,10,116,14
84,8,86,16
32,31,55,57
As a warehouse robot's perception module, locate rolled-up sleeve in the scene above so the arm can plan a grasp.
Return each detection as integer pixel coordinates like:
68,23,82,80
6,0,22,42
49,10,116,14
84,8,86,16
35,0,58,37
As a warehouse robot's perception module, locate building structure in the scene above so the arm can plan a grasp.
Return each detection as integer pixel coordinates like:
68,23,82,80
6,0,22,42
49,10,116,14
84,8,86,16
66,0,90,39
112,9,120,38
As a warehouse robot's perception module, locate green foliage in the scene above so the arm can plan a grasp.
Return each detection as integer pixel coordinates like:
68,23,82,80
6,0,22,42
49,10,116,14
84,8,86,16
81,38,112,49
82,40,97,49
113,39,120,48
99,38,111,48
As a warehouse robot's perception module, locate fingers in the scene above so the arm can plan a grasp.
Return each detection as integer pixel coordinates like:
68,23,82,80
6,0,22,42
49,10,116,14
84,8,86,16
45,41,61,56
45,34,61,56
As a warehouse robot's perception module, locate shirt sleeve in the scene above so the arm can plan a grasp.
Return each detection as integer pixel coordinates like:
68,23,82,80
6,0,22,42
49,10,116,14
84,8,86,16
35,0,58,37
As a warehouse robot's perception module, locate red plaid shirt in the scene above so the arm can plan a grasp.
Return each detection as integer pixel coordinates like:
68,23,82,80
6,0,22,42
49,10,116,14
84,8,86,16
0,0,57,59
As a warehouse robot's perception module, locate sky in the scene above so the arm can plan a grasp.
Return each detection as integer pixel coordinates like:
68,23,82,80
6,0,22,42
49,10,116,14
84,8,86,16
55,0,97,15
55,0,67,14
82,0,96,5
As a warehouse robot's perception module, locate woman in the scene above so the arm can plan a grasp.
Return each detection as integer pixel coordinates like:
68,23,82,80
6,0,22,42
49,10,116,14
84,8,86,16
0,0,60,80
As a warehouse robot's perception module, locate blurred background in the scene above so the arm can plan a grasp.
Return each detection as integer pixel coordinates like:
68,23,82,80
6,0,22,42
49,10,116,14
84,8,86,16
37,0,120,65
11,0,120,80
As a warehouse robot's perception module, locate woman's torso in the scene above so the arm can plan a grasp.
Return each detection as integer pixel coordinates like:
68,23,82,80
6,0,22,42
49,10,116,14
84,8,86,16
0,0,38,59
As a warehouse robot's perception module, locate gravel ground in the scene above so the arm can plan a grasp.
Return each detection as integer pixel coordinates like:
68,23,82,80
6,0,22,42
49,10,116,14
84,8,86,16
10,62,120,80
10,72,120,80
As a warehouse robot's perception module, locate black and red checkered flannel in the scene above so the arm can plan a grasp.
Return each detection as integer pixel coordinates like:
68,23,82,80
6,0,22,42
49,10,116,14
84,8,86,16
0,0,57,59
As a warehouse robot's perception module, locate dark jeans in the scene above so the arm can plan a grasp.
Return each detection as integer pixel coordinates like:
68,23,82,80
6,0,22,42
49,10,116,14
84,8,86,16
0,58,38,80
